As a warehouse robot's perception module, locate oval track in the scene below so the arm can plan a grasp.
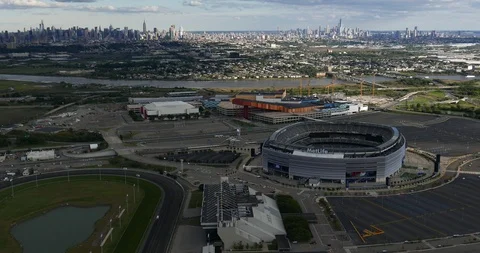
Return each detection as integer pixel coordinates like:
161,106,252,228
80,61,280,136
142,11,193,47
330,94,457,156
0,169,184,253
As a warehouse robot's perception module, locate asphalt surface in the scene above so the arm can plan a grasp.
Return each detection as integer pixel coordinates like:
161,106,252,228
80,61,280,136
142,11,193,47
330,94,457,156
329,175,480,245
0,169,184,253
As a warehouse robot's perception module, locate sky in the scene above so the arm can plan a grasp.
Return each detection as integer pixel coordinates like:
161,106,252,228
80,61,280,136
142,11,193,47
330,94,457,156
1,0,480,32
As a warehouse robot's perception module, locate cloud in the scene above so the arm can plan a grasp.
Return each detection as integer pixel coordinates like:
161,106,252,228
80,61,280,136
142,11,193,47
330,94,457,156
54,0,96,2
183,0,203,6
0,0,65,9
0,0,175,13
77,5,173,13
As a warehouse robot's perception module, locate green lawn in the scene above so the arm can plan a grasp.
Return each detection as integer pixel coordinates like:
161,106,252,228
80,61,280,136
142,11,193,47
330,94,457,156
0,107,50,125
188,190,203,208
0,66,68,75
0,175,161,253
276,194,302,214
0,80,45,92
282,216,313,242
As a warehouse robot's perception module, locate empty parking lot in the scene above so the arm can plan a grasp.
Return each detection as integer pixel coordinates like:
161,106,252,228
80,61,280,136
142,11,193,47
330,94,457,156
329,174,480,245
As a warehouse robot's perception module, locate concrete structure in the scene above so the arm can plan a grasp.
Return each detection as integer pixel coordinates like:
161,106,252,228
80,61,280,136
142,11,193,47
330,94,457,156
26,150,55,161
201,177,286,249
262,122,406,184
235,90,286,100
129,96,203,104
166,91,197,97
141,101,199,119
126,104,142,113
217,101,243,116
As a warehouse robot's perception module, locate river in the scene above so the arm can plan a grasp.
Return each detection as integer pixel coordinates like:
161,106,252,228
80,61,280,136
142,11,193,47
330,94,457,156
0,74,474,89
0,74,394,89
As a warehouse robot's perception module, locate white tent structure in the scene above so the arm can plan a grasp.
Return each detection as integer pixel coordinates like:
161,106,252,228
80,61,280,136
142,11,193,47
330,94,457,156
26,150,55,161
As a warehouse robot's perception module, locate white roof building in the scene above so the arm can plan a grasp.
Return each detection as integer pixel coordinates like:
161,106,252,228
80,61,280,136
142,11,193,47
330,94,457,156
142,101,199,117
26,150,55,161
201,177,286,249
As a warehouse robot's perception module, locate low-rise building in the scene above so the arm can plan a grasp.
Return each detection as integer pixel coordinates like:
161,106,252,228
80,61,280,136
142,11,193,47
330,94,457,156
217,101,243,116
141,101,200,120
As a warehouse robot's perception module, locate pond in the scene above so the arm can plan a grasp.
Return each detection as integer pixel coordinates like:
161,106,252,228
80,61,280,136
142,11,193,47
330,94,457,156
11,206,109,253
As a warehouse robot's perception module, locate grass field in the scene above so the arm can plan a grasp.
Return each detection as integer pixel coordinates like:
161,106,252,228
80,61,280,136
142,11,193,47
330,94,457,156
188,190,203,208
0,107,50,125
0,66,67,75
0,175,161,253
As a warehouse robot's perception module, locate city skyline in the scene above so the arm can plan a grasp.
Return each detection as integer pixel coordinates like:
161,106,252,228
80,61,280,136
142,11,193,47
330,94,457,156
1,0,480,32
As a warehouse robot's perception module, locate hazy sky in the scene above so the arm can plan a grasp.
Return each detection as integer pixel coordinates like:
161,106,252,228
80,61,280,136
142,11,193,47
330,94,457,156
1,0,480,32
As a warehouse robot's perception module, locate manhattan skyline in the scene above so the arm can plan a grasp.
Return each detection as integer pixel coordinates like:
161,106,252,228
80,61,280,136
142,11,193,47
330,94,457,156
1,0,480,32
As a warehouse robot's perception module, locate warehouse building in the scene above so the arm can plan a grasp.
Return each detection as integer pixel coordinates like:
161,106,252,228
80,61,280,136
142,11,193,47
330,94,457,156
141,101,200,120
129,96,203,104
201,177,286,250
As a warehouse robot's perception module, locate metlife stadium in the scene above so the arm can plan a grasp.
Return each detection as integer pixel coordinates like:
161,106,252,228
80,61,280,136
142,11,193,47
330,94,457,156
262,121,406,184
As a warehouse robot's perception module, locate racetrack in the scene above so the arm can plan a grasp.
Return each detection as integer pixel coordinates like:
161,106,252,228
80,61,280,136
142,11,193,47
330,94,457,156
0,169,184,253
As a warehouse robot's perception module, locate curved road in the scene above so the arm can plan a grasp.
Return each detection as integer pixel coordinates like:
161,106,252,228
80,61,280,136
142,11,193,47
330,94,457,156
0,169,184,253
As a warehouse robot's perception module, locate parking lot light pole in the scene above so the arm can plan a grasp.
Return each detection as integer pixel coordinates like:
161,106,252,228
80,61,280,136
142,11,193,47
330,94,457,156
10,179,14,197
123,168,127,184
126,194,129,214
133,184,136,204
136,174,140,192
118,205,122,227
36,173,38,188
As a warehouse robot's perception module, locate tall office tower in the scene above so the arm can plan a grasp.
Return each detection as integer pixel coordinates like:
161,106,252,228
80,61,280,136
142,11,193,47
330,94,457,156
179,26,184,38
39,20,45,32
109,24,113,32
326,25,330,34
143,20,147,33
169,25,176,40
405,27,409,38
318,25,322,36
338,18,343,34
413,26,418,37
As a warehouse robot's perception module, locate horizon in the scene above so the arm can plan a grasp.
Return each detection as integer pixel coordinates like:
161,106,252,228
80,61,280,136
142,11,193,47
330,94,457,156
2,0,480,32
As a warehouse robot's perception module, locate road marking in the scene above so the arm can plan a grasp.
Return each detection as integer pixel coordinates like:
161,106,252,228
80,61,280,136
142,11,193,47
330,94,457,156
422,240,435,249
298,189,305,195
361,198,447,237
350,220,366,244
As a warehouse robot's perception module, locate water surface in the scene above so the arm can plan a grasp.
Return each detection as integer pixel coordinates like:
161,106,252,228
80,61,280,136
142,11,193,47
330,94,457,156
11,206,109,253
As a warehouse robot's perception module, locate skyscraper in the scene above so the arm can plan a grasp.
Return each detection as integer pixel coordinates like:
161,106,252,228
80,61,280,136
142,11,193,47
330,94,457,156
338,19,343,35
143,20,147,33
179,26,184,39
169,25,176,40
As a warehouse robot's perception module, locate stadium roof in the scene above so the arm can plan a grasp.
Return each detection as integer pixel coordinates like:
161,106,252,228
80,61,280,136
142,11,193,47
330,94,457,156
264,121,405,157
201,178,285,234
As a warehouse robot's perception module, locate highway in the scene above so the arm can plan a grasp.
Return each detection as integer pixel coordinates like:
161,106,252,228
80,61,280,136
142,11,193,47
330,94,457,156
0,168,184,253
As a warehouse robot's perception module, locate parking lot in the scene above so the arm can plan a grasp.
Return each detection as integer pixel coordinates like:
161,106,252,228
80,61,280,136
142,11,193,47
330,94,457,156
340,112,480,156
329,174,480,245
462,158,480,172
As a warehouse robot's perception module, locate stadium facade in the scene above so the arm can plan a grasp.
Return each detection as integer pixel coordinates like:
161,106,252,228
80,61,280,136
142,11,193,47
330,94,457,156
262,122,406,184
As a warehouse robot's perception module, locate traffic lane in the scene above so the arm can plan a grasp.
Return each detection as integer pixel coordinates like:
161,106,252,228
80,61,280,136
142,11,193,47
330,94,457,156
142,173,183,253
0,169,184,253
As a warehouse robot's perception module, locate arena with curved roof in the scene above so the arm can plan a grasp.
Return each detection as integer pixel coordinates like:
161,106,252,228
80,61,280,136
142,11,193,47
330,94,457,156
262,121,406,184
